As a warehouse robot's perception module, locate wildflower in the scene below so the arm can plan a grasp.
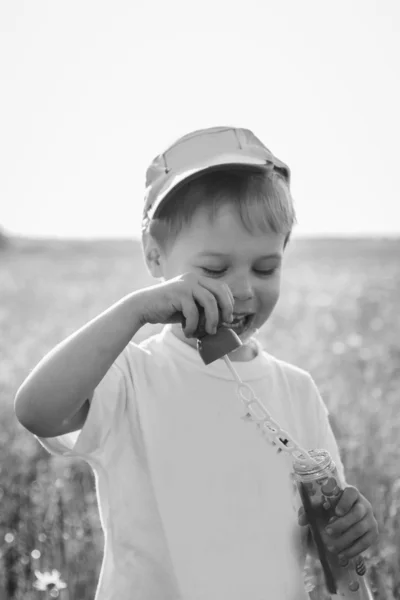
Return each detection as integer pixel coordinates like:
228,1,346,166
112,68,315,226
33,569,67,596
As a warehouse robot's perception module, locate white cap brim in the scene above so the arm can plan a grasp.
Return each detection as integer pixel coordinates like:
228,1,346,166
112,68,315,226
145,153,268,221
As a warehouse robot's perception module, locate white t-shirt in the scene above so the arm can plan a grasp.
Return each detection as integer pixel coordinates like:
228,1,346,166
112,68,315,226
36,325,347,600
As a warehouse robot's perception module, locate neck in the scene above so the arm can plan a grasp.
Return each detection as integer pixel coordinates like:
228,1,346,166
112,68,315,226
170,324,259,362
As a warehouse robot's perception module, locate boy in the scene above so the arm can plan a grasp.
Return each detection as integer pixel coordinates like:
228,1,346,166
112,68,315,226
15,126,378,599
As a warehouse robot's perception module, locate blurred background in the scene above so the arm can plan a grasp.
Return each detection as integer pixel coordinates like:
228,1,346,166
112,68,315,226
1,1,399,598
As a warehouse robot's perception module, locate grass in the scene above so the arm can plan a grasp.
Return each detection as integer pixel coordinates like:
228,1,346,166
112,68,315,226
1,236,399,599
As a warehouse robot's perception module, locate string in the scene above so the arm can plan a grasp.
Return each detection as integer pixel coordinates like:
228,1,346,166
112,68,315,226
222,355,320,469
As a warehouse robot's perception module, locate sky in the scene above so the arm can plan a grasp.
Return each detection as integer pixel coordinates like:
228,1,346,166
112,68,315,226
1,0,399,240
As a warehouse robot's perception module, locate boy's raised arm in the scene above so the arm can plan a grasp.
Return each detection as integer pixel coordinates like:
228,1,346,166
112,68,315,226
14,289,149,438
15,272,234,438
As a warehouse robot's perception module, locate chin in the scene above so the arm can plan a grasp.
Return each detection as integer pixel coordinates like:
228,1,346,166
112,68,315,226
237,328,259,349
241,321,259,339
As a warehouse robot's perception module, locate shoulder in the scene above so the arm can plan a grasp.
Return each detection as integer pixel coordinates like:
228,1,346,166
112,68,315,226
114,328,170,382
113,339,150,370
260,350,326,421
258,351,330,449
103,337,155,389
261,349,315,390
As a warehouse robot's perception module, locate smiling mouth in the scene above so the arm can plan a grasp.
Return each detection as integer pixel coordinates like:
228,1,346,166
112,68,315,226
222,313,254,334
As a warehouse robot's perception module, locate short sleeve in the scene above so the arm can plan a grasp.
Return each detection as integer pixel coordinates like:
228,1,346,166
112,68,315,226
306,375,348,486
35,358,129,461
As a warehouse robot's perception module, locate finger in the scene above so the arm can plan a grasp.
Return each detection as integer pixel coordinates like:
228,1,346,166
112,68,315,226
297,506,308,526
298,513,308,527
297,505,305,518
225,284,235,311
193,287,221,335
199,279,234,324
180,297,201,337
325,500,367,538
324,515,370,555
335,486,359,517
336,530,375,561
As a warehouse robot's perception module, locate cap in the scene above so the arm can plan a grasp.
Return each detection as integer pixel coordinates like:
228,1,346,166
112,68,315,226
143,126,291,221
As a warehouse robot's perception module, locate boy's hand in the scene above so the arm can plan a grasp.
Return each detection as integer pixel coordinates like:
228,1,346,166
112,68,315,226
140,272,234,337
297,486,379,561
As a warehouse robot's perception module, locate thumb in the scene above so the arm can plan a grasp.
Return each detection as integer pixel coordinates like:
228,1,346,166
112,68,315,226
297,506,308,526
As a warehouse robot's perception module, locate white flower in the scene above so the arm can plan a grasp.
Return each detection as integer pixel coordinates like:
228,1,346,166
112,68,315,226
33,569,67,592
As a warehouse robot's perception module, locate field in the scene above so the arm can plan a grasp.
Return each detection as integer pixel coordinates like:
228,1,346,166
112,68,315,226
1,236,399,599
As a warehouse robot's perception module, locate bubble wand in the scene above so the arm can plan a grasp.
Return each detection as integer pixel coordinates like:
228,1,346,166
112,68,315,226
191,314,373,599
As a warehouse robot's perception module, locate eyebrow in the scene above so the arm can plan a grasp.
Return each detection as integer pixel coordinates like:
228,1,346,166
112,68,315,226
196,252,282,261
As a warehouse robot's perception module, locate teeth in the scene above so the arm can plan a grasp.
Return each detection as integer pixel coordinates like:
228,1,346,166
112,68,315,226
223,316,244,325
227,316,249,333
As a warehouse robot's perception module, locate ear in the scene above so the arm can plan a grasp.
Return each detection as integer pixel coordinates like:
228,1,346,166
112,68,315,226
142,231,164,279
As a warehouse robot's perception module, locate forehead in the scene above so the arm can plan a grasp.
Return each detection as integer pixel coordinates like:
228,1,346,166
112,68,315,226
175,205,285,256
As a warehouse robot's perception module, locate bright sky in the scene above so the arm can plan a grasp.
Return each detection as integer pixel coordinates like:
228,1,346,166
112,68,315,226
1,0,399,239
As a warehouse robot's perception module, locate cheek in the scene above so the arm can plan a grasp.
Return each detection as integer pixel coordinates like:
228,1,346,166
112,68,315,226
161,257,185,280
260,279,281,310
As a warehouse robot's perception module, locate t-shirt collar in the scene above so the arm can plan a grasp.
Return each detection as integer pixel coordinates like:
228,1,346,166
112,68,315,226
159,324,270,381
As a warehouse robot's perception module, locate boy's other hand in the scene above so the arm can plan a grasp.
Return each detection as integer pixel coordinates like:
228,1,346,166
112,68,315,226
297,486,379,561
140,272,234,337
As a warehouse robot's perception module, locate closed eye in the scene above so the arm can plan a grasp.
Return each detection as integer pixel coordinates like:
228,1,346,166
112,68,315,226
201,268,226,276
255,268,278,276
202,267,277,277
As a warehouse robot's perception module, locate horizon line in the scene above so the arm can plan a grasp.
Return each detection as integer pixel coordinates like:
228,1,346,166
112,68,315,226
5,232,400,243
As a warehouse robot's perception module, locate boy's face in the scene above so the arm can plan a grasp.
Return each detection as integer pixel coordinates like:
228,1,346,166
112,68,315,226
156,205,286,360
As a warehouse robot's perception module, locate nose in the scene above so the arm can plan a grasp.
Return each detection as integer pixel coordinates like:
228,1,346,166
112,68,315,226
229,274,254,303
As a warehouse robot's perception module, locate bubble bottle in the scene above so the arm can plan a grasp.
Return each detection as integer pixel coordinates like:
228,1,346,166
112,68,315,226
292,449,374,598
195,318,375,599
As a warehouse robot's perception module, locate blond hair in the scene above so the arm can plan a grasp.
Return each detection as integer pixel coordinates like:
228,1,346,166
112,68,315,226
142,167,296,254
